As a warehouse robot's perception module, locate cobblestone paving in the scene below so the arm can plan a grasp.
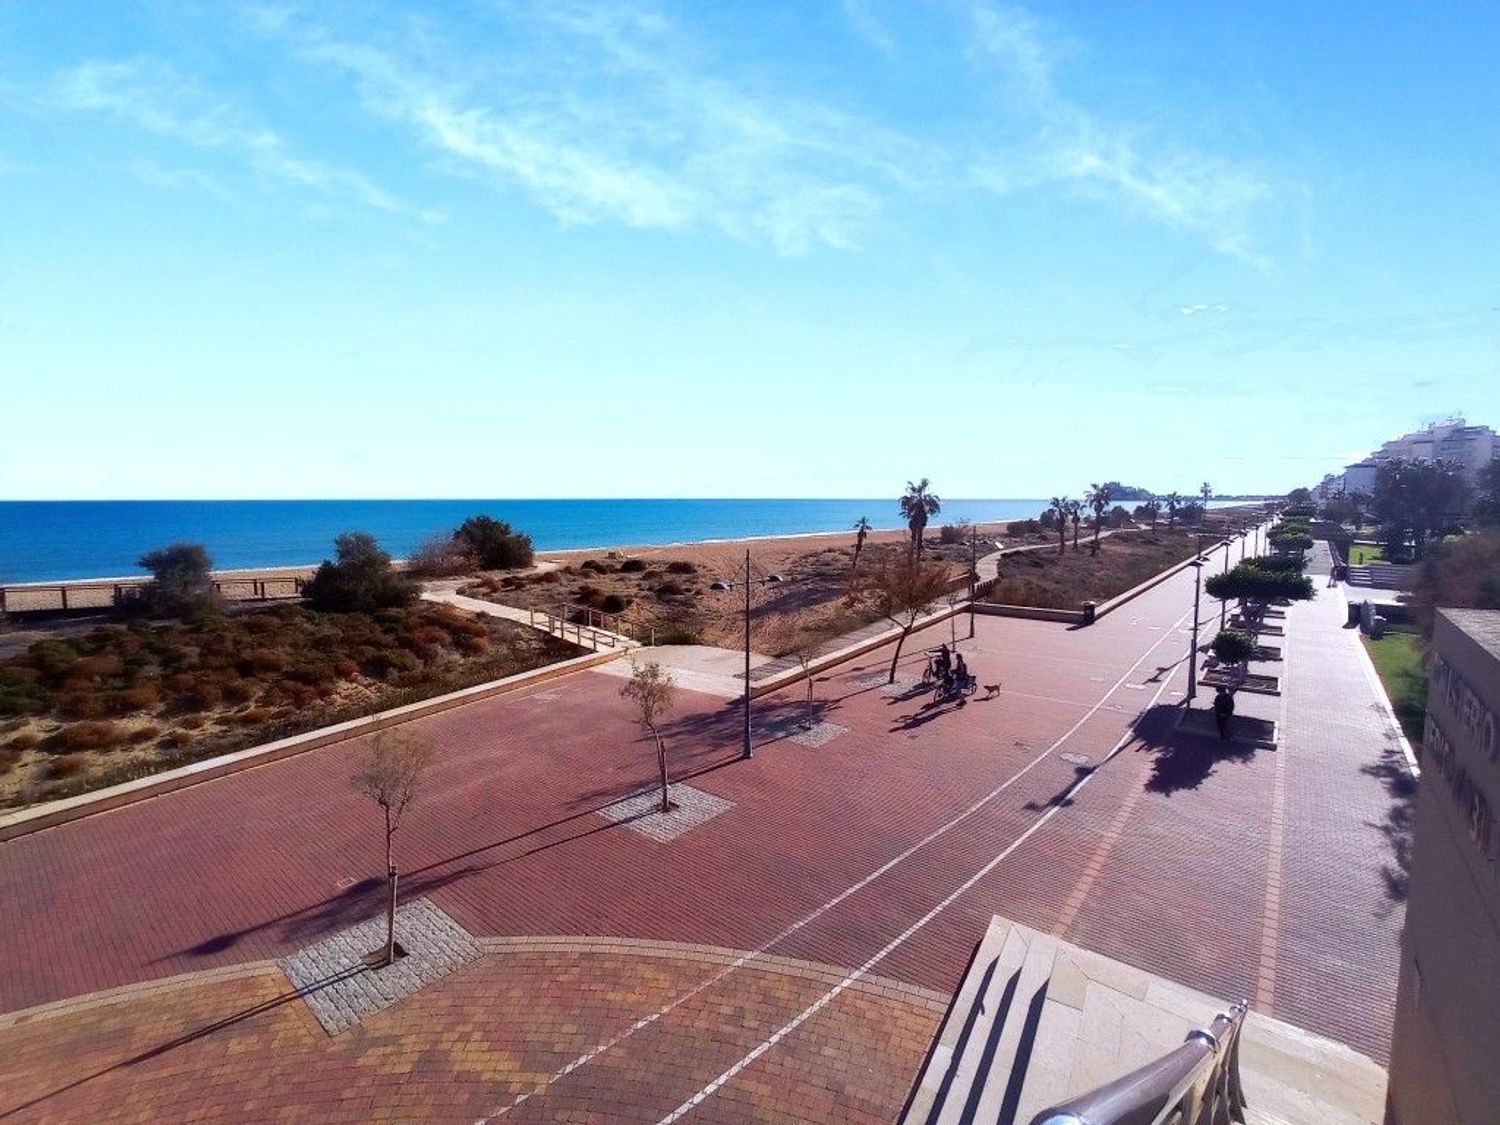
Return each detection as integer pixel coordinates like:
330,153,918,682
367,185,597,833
0,944,942,1124
277,898,481,1035
595,783,734,842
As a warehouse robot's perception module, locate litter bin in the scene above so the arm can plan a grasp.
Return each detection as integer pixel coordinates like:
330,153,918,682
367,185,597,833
1347,602,1361,627
1081,600,1097,626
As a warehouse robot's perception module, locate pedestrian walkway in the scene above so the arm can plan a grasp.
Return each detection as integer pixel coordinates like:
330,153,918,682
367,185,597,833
422,587,638,653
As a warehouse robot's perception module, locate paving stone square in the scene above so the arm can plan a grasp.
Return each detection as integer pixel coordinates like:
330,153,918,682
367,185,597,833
595,782,734,842
276,898,481,1035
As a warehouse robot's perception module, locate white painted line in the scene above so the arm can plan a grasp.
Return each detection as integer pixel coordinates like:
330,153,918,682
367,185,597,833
655,634,1187,1123
474,602,1197,1122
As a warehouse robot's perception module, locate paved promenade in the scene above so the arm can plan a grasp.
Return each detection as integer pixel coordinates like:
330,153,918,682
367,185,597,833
0,551,1411,1122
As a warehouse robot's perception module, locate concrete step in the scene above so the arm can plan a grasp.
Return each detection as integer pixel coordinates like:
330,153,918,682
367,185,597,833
905,916,1387,1125
963,930,1056,1125
900,917,1030,1124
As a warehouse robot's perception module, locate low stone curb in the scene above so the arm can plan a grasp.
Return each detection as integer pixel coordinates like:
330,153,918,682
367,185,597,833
0,647,625,843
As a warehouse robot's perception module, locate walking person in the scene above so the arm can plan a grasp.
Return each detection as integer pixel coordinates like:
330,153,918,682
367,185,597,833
1212,686,1235,742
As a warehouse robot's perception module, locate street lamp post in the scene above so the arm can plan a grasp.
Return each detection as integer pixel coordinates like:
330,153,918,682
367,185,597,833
1188,557,1206,703
710,549,784,761
743,548,751,760
1219,539,1232,628
968,529,978,640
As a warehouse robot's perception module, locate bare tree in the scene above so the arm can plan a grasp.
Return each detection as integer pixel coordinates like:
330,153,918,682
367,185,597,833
849,552,954,683
353,728,436,966
620,658,677,813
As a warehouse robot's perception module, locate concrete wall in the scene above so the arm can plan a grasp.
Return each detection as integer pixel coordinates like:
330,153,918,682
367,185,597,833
1388,610,1500,1125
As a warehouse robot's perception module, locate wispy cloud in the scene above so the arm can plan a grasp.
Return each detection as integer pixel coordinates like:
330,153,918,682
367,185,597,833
52,58,436,221
842,0,898,56
268,5,931,254
967,3,1279,266
1180,303,1228,316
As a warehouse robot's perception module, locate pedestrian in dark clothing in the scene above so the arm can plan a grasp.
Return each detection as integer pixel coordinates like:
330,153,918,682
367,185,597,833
1212,687,1235,741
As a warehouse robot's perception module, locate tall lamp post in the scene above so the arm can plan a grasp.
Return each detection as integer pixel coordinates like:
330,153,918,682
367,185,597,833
711,549,784,760
1188,556,1207,703
1219,538,1232,628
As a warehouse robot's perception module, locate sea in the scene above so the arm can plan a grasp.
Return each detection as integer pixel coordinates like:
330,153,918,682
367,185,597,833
0,498,1062,583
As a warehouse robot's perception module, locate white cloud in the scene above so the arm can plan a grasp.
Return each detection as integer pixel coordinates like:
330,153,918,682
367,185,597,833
1179,303,1229,316
270,7,934,254
968,2,1279,266
53,57,425,219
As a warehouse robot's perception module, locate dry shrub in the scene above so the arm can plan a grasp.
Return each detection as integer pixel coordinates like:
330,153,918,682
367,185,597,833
116,684,160,712
178,714,206,730
58,692,108,720
0,748,20,772
405,534,478,578
129,724,161,744
222,678,256,704
45,757,85,780
334,658,360,678
240,648,286,675
5,731,40,752
72,654,123,680
160,729,192,749
457,633,491,655
235,707,277,726
50,721,125,752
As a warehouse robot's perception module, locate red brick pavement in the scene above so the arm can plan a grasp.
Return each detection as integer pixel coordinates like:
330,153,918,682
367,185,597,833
0,561,1407,1121
0,943,944,1124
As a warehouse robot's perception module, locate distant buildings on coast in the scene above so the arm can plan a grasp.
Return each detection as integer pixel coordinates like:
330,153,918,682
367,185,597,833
1319,417,1496,498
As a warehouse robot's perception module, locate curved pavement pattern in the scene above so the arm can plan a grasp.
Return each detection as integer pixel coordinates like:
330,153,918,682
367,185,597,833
0,553,1409,1122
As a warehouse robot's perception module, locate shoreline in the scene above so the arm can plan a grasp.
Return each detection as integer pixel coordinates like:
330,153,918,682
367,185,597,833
2,499,1265,588
0,521,1011,588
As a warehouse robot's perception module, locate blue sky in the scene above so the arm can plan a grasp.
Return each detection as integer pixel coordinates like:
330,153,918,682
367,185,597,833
1,0,1496,499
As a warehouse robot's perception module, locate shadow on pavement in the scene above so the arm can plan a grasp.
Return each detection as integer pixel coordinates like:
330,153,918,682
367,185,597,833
1361,729,1419,903
1127,703,1258,794
0,965,363,1119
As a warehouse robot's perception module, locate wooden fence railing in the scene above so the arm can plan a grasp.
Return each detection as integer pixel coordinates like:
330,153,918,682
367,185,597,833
0,576,305,615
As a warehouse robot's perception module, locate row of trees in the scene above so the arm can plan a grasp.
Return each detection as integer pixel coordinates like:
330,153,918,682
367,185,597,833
133,512,538,620
1315,458,1500,563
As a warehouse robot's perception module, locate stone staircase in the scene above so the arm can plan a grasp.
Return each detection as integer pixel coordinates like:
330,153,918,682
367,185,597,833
1344,563,1416,591
900,917,1386,1125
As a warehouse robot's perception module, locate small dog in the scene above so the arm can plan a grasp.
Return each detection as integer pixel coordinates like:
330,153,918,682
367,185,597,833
981,683,1002,700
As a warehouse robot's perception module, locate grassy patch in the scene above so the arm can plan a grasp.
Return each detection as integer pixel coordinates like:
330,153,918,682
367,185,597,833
1349,544,1385,565
981,530,1209,610
1362,630,1425,746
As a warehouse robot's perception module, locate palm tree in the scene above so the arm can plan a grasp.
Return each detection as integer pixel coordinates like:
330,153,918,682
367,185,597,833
1165,491,1182,530
1086,483,1112,553
1143,498,1161,529
1200,481,1213,507
1067,499,1082,550
900,479,942,558
1048,496,1071,554
851,516,872,569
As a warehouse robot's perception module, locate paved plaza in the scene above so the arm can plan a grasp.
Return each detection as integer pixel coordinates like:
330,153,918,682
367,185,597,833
0,559,1412,1122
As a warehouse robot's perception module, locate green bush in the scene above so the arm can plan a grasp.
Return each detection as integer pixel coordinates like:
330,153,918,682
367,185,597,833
138,542,218,618
1211,630,1257,665
1205,565,1315,604
601,593,628,613
303,532,419,612
454,515,535,570
1243,554,1306,575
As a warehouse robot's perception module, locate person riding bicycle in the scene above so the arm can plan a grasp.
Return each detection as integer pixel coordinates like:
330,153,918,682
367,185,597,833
933,643,951,682
953,653,969,691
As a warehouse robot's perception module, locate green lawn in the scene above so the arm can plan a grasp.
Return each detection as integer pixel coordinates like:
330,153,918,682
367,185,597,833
1362,630,1425,746
1349,543,1385,565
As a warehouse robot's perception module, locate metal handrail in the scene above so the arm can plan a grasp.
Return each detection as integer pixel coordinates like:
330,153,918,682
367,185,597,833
1029,1002,1248,1125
